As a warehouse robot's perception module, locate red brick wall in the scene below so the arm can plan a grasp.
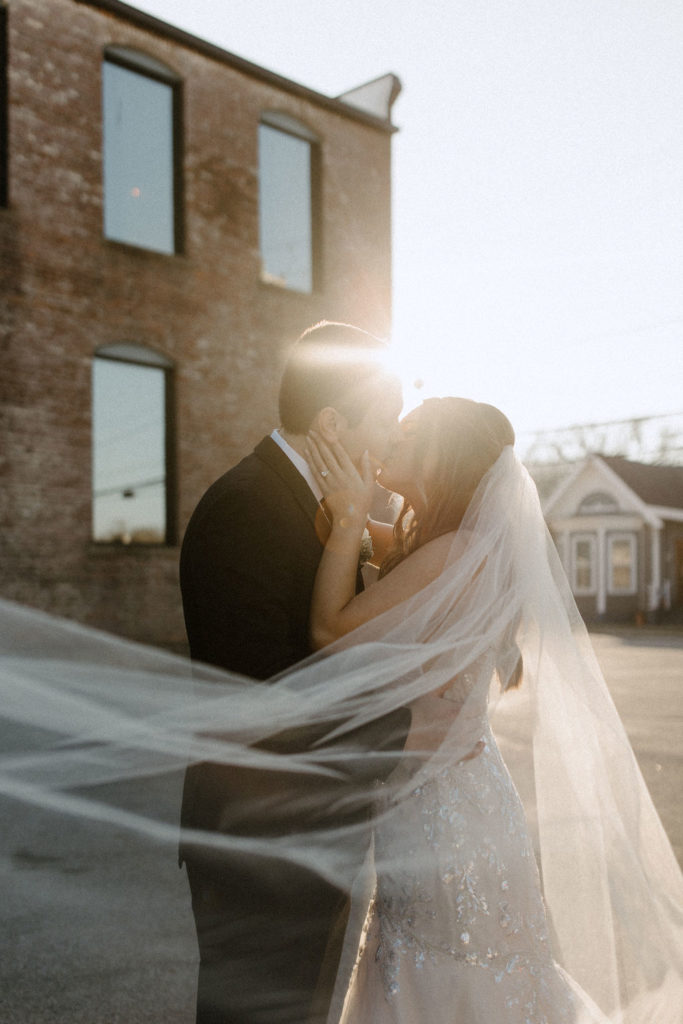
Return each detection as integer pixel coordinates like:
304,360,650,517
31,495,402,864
0,0,395,648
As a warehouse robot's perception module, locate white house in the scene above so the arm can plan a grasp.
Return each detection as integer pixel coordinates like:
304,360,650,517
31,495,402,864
543,455,683,622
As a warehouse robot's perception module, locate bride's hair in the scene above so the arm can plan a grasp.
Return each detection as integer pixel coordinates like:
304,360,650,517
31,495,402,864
380,397,515,576
380,397,521,690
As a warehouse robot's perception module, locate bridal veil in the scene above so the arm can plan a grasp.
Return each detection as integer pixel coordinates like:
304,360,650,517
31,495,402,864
1,448,681,1021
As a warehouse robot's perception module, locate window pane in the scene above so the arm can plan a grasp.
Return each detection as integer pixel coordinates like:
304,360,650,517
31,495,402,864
102,61,174,253
259,124,313,292
575,539,593,590
578,491,619,515
610,539,633,590
92,359,166,543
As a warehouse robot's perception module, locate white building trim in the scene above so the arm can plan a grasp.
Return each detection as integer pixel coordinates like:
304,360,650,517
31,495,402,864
543,456,598,516
590,460,662,527
596,527,608,614
550,514,642,534
543,454,663,527
648,524,662,612
648,506,683,523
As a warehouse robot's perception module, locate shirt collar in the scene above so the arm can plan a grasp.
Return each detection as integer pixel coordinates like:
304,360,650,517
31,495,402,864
270,429,323,502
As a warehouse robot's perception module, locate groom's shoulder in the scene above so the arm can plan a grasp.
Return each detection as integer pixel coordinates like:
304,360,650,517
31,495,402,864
194,439,268,503
215,435,287,493
187,436,290,524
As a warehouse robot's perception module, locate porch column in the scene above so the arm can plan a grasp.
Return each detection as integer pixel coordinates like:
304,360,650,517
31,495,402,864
648,523,662,613
596,526,607,616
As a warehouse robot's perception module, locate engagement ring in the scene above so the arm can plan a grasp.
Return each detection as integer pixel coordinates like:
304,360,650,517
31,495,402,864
320,469,329,477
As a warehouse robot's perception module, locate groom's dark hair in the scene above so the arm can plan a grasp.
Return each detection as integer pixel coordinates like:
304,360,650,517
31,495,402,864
279,321,394,433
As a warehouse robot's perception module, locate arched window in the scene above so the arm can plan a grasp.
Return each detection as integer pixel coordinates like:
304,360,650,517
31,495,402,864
92,344,175,545
102,46,183,254
577,491,619,515
258,112,320,293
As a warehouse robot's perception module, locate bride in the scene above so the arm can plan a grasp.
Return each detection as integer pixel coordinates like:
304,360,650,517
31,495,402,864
304,396,683,1024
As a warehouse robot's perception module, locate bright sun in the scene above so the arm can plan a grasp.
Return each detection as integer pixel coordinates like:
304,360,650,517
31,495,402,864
385,337,445,417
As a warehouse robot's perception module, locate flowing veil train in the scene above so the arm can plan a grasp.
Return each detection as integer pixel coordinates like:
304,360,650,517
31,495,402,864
1,448,682,1022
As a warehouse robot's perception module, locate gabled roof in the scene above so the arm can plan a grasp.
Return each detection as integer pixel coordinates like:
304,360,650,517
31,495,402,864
542,452,683,525
543,454,652,522
601,456,683,511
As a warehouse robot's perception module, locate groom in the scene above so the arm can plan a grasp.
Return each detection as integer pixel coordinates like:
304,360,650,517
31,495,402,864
179,321,409,1024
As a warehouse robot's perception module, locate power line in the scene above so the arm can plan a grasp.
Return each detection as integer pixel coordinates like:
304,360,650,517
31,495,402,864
94,476,165,499
519,411,683,466
518,410,683,439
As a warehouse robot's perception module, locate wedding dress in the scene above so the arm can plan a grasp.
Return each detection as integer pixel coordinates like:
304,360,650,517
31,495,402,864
337,673,609,1024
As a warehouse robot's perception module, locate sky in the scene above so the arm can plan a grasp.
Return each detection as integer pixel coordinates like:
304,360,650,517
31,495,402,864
133,0,682,440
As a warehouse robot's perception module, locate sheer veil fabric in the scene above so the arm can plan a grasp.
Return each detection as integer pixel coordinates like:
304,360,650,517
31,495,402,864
1,447,681,1021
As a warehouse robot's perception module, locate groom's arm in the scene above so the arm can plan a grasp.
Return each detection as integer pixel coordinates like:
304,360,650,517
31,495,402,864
260,705,412,786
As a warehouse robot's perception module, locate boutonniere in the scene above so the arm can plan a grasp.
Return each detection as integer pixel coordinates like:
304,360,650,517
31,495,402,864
359,526,374,568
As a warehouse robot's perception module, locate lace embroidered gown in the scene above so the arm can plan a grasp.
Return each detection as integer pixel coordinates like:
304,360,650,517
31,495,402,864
336,688,610,1024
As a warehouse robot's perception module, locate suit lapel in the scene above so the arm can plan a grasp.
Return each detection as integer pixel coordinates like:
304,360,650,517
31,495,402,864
255,436,331,543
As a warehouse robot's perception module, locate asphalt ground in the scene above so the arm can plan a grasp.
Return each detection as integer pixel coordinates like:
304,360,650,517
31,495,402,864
588,627,683,868
0,627,681,1023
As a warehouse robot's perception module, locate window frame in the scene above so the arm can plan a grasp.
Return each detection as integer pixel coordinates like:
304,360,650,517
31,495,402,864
92,343,177,547
570,532,597,596
577,491,619,516
102,46,184,255
607,532,637,595
258,112,321,294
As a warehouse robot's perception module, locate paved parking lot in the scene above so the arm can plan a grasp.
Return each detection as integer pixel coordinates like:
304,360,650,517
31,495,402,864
589,627,683,867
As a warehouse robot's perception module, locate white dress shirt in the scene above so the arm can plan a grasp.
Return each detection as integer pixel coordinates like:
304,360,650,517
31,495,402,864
270,429,324,503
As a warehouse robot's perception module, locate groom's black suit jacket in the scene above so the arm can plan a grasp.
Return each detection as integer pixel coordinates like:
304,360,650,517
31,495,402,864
179,435,409,1022
180,435,327,683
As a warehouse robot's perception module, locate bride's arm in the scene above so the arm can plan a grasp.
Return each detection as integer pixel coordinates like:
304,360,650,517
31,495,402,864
306,433,451,650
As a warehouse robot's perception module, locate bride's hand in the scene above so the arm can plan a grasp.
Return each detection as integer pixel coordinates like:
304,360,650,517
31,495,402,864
306,431,377,528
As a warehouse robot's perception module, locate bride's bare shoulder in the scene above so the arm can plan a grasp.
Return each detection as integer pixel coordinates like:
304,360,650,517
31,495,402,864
389,531,459,584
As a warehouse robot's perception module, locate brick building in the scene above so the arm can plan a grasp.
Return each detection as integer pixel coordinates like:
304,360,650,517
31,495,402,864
0,0,400,648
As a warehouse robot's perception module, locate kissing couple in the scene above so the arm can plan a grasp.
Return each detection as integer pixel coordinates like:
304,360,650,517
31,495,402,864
179,321,683,1024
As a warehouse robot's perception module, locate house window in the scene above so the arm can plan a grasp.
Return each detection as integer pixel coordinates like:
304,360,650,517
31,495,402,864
0,3,8,208
608,534,636,594
102,47,182,254
571,534,597,595
92,344,175,545
577,491,619,515
258,114,319,292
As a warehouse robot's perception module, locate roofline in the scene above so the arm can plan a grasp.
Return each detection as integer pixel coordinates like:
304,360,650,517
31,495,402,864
75,0,399,134
649,506,683,523
544,454,663,527
542,456,593,516
591,456,661,525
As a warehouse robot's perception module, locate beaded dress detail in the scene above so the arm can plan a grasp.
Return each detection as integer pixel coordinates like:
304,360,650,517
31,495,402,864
336,671,609,1024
